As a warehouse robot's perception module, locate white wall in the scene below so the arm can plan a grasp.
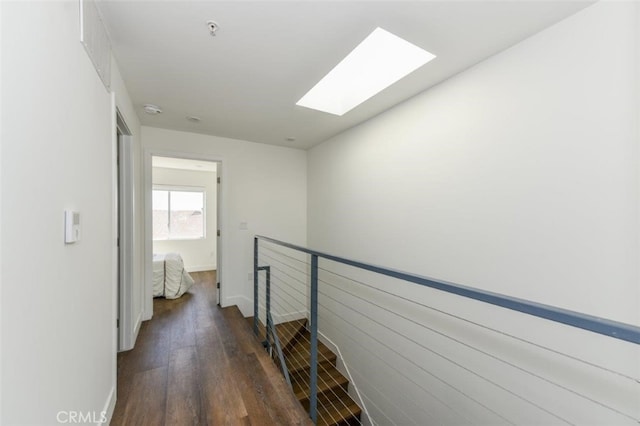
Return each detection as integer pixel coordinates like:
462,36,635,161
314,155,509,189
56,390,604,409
309,0,638,324
1,2,140,424
152,166,217,271
308,2,639,425
143,127,307,316
0,1,4,421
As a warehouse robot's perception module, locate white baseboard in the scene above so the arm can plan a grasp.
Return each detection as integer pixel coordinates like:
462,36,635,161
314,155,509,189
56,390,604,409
318,331,372,426
318,331,337,354
133,311,142,342
223,295,252,317
223,297,306,326
187,265,216,273
100,385,116,426
142,306,152,321
273,310,307,325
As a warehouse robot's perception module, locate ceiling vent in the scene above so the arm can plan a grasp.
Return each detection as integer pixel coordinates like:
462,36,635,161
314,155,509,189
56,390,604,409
143,104,163,115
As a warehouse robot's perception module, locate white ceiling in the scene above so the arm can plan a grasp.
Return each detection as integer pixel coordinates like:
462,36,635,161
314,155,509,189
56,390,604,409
98,1,594,150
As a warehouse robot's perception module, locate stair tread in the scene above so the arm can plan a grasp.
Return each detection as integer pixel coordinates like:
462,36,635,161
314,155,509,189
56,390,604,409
276,319,307,349
286,334,331,355
286,343,336,373
318,400,362,426
309,387,362,426
287,354,336,376
245,316,307,349
292,366,349,401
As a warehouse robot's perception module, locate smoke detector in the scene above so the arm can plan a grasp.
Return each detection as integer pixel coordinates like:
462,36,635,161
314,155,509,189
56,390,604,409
143,104,162,115
206,20,219,36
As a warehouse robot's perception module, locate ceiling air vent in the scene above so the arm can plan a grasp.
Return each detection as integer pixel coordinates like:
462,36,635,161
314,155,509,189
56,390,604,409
80,0,111,90
143,104,163,115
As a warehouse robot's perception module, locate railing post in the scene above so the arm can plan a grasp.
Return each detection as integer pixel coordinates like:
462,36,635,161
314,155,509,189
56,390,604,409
265,266,272,349
268,312,293,389
253,237,258,337
310,254,319,425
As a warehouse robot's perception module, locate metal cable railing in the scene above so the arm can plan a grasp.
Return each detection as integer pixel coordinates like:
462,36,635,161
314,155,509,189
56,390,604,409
253,235,640,426
255,260,364,425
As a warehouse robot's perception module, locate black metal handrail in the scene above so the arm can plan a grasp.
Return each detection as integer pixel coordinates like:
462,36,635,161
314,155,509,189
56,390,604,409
253,234,640,425
256,235,640,345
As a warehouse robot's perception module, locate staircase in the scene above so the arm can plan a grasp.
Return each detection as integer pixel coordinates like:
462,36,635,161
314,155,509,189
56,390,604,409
248,318,362,426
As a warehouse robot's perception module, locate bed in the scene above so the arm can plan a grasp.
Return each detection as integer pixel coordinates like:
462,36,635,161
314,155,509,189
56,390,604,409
153,253,195,299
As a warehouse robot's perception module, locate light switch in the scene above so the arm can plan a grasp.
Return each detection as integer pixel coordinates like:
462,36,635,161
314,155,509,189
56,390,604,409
65,210,80,244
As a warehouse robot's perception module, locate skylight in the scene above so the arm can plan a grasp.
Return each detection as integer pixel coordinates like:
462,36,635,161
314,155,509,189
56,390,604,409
296,27,436,116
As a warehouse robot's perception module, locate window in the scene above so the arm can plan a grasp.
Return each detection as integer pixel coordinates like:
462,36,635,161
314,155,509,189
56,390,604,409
152,187,205,240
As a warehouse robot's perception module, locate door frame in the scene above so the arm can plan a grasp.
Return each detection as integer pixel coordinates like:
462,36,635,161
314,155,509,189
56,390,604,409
116,109,135,351
143,149,226,319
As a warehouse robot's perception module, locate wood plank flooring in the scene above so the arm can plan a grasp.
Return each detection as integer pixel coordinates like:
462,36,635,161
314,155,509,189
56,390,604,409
113,271,312,426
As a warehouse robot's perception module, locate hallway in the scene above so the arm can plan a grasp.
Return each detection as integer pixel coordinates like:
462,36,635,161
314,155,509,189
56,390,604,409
113,271,312,425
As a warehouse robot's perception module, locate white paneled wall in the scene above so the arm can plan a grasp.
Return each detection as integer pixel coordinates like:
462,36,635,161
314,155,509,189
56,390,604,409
308,2,639,424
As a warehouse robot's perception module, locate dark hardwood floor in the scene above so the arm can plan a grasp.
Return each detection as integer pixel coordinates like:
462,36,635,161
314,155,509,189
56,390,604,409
112,271,312,426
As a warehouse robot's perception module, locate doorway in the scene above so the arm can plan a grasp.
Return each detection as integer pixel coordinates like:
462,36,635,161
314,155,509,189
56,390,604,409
145,153,222,317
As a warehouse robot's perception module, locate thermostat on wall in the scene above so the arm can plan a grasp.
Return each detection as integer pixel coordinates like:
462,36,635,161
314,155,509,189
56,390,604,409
65,210,81,244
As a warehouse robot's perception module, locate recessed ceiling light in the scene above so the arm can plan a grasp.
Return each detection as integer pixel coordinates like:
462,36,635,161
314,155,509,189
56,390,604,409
296,27,436,116
143,104,162,115
186,116,201,123
206,20,219,37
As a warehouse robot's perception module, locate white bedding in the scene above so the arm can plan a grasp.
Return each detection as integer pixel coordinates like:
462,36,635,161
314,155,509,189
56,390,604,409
153,253,195,299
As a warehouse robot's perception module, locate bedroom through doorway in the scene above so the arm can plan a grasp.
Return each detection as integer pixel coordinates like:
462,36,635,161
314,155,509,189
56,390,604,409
150,156,221,306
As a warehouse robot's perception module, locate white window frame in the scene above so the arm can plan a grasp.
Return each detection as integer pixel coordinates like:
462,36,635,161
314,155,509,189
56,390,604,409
152,185,206,241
